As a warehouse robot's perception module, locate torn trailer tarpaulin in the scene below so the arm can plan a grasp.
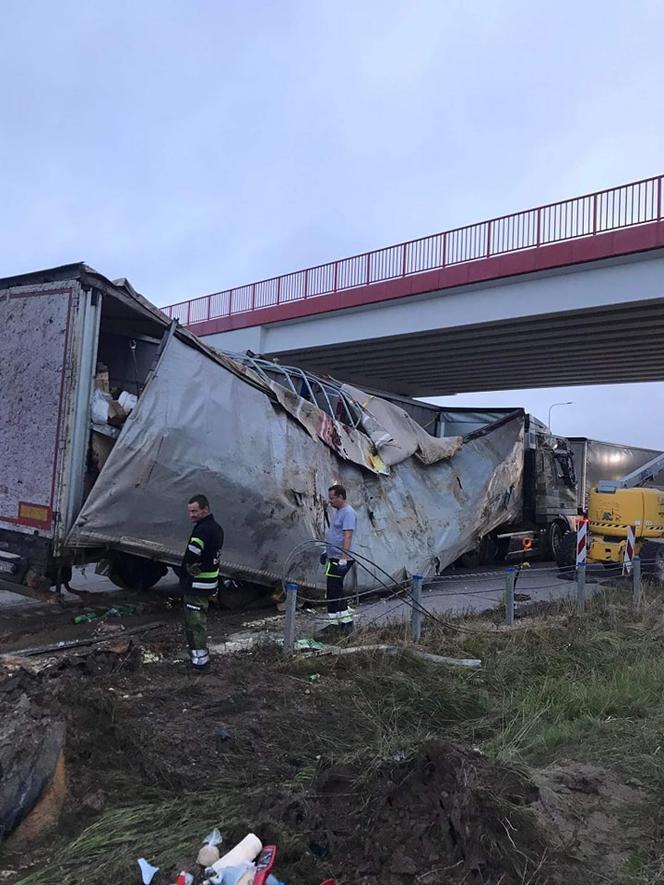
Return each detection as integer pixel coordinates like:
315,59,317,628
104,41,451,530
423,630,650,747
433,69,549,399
67,334,524,590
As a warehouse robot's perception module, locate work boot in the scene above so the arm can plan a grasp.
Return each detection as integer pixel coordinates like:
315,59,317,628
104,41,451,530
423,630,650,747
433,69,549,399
340,621,354,637
190,648,210,671
315,623,342,641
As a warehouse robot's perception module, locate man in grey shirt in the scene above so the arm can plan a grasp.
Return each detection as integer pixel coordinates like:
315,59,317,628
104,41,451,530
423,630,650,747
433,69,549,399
321,483,357,636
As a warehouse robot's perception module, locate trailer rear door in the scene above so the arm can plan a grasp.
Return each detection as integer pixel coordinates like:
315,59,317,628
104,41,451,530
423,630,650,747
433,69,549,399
0,280,85,545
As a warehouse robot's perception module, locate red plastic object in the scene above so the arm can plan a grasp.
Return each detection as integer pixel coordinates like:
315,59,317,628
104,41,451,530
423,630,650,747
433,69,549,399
253,844,277,885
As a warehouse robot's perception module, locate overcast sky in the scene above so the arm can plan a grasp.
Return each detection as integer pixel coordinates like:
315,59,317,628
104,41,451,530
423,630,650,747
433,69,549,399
1,0,663,447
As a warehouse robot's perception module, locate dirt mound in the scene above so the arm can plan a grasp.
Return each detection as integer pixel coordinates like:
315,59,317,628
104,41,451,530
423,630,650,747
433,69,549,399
279,740,556,885
533,762,649,878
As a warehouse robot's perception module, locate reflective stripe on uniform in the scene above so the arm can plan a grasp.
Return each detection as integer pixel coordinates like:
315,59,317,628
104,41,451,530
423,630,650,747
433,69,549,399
187,544,202,554
189,536,205,549
328,608,353,625
192,567,219,592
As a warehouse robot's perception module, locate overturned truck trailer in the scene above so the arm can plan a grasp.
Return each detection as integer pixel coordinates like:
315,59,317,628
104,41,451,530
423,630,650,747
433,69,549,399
67,334,525,592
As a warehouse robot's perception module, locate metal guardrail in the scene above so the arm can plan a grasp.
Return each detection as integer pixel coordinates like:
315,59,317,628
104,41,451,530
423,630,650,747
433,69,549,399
163,175,663,327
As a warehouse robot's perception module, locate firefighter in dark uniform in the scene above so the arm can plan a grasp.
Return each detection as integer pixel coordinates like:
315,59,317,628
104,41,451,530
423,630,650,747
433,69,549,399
181,494,224,670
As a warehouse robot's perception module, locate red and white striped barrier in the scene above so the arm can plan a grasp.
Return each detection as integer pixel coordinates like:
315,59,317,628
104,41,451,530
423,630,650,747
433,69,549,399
576,519,588,566
623,525,636,575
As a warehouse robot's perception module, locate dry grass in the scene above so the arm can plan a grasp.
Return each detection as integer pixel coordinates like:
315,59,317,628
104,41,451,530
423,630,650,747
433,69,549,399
13,582,664,884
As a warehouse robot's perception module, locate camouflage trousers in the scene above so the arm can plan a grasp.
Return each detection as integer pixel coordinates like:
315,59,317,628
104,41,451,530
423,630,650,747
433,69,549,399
183,593,210,652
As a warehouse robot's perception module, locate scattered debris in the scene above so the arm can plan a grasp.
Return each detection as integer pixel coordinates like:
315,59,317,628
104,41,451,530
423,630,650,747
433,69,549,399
197,828,223,866
107,604,137,617
293,638,327,651
203,834,266,884
209,630,279,655
72,612,100,625
308,643,482,668
0,621,166,659
241,615,283,629
93,621,126,636
141,649,162,664
137,856,159,884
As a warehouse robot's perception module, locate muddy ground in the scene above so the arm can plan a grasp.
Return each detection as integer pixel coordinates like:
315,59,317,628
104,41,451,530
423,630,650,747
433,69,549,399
0,592,659,884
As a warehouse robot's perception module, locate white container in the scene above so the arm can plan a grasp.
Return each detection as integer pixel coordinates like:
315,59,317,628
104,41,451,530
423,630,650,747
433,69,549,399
210,834,262,873
118,390,138,415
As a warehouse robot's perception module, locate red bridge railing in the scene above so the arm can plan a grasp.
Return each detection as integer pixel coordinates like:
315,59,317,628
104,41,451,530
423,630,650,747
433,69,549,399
162,175,663,327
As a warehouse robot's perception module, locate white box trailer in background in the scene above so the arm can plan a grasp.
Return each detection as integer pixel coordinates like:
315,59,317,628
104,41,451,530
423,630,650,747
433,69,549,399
569,437,663,510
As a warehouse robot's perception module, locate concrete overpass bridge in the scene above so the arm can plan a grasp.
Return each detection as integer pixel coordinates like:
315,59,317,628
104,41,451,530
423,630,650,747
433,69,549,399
163,175,664,396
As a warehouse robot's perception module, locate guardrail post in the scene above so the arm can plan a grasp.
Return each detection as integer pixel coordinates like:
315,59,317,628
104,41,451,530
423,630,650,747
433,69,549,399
576,563,586,612
486,220,492,258
632,556,642,609
411,575,423,641
504,567,515,626
283,581,298,653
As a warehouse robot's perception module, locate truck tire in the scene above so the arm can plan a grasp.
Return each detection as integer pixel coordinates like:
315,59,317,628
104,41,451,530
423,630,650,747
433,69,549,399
546,521,568,562
108,553,168,591
639,540,664,583
457,536,497,569
556,530,577,569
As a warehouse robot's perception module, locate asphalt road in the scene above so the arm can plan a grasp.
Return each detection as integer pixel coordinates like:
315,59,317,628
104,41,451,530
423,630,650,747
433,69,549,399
0,561,613,641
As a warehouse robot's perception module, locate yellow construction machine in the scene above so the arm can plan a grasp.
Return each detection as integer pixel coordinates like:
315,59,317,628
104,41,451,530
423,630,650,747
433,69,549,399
557,453,664,578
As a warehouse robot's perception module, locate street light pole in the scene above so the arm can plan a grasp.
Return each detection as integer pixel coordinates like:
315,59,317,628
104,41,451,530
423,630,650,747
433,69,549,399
547,401,573,430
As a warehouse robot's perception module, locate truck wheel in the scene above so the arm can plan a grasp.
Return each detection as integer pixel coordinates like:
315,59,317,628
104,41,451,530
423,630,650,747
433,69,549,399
108,553,168,591
494,537,511,562
639,540,664,583
556,530,577,569
547,521,568,561
457,536,496,569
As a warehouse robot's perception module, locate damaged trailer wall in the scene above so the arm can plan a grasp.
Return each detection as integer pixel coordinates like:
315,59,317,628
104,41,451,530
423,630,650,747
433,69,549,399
67,335,524,590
